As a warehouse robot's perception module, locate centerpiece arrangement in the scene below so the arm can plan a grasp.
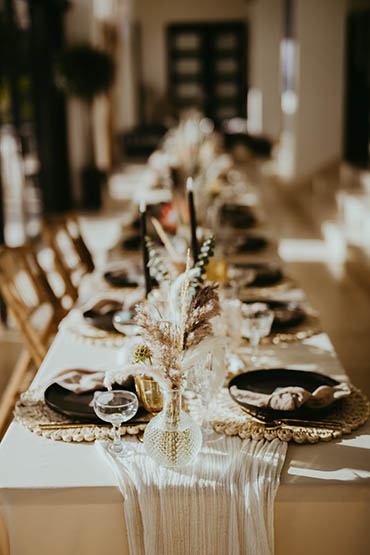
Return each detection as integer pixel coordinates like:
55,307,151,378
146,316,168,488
107,241,222,468
138,272,220,467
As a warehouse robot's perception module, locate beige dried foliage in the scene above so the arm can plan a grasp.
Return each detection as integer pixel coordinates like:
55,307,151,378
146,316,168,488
135,282,220,388
183,284,220,349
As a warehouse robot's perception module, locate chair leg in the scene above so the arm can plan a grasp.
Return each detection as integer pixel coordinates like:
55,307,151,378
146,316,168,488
0,294,7,325
0,349,33,441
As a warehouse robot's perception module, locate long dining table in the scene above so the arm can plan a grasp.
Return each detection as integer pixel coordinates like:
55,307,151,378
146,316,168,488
1,178,370,554
0,314,369,554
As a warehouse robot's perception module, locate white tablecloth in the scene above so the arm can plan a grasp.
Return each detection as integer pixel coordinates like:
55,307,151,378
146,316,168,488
1,328,369,555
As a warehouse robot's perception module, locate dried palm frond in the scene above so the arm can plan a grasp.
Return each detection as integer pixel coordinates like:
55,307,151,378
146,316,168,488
183,284,220,349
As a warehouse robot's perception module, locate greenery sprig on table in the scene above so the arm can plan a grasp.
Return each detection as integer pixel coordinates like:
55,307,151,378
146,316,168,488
191,233,215,291
146,236,171,283
133,344,153,365
145,233,215,290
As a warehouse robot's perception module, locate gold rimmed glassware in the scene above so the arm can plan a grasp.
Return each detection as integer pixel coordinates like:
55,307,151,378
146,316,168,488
134,375,163,415
206,257,228,284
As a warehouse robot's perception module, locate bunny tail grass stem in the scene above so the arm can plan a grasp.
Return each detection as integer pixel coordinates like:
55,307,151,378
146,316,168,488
151,217,181,262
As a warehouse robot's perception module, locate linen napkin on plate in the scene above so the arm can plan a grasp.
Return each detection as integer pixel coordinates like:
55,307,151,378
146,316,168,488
230,382,351,411
54,368,106,394
49,367,136,394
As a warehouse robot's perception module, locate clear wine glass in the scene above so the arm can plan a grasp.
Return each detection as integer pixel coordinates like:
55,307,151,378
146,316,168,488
113,310,141,337
188,353,224,443
218,299,242,352
93,390,139,457
242,303,274,366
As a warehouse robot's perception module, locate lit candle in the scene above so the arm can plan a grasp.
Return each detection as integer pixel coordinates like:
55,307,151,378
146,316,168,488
186,177,198,263
140,200,152,297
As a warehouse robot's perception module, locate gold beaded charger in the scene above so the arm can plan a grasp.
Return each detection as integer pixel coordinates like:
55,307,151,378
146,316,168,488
15,384,369,445
59,309,128,347
198,385,370,444
14,389,147,442
258,313,322,345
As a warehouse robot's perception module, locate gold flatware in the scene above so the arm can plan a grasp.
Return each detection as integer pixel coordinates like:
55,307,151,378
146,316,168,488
137,430,145,442
241,407,345,430
38,420,149,430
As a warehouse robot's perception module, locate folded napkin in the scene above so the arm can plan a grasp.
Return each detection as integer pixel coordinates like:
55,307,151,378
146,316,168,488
54,368,106,394
230,381,351,411
84,298,123,316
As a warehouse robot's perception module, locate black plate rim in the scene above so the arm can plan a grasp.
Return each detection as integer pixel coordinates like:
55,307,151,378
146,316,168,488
44,379,139,423
83,308,121,332
222,204,257,228
103,269,138,288
237,262,283,286
242,299,305,330
45,382,104,421
236,235,267,252
228,368,340,417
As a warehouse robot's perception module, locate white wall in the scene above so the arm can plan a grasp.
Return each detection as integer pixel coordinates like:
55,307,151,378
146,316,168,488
248,0,283,140
294,0,346,179
135,0,248,122
65,0,348,183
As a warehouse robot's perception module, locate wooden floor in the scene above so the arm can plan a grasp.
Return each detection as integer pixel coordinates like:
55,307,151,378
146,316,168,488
1,163,370,419
263,174,370,398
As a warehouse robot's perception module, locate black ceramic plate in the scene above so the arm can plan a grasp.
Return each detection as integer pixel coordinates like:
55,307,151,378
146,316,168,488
83,299,123,332
131,216,141,230
44,376,146,423
242,299,305,331
228,369,340,418
237,262,282,287
103,269,138,288
122,235,141,251
221,204,257,228
236,235,267,253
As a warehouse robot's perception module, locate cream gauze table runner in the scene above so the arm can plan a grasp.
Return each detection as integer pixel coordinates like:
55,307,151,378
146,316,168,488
96,436,287,555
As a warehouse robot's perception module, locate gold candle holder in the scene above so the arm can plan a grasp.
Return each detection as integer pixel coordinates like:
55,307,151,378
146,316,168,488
134,375,163,415
206,257,228,284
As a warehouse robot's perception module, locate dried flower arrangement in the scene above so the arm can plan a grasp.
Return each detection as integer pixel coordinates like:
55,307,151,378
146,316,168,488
104,250,222,392
135,251,220,388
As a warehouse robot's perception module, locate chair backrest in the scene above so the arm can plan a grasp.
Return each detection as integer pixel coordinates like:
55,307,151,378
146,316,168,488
42,213,95,303
0,244,66,367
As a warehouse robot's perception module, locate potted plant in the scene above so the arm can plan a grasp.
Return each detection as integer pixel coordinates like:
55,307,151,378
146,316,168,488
54,43,114,209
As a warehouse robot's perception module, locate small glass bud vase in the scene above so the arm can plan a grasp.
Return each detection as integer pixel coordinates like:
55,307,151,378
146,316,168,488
143,384,202,469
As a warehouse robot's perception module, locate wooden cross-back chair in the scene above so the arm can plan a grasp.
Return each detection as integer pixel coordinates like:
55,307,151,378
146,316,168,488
0,244,68,438
42,213,95,303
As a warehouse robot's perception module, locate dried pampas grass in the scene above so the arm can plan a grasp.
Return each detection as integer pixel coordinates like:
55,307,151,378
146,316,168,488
134,265,219,388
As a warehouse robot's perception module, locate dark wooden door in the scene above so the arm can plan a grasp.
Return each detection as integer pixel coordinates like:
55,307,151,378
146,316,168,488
167,21,247,126
344,10,370,168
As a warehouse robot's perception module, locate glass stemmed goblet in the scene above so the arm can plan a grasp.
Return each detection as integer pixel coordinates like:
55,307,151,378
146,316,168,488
93,390,139,457
113,310,141,337
187,353,224,443
241,303,274,366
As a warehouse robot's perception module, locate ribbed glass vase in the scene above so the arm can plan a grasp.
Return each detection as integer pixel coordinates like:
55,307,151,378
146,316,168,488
143,385,202,469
